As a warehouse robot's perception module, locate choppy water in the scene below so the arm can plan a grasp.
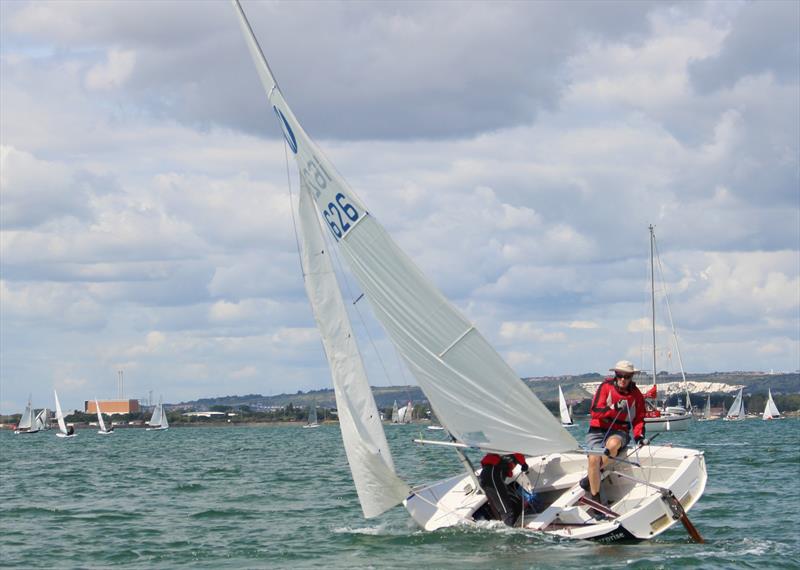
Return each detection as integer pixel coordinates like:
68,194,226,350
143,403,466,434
1,419,798,569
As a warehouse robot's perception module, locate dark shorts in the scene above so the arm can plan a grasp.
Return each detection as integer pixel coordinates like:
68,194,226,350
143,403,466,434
585,427,630,451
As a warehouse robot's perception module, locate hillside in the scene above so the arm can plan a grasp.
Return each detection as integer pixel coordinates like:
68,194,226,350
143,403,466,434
172,371,799,412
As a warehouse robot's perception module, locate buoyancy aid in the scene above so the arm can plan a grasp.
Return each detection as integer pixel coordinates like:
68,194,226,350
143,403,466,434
589,377,646,439
480,453,527,478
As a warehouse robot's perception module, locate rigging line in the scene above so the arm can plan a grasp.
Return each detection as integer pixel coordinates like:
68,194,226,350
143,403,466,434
653,236,688,385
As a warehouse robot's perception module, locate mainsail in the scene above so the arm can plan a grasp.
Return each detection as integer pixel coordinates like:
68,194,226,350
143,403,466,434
703,395,711,420
298,183,409,517
232,0,577,458
54,390,68,435
558,386,573,426
95,399,108,432
149,397,163,427
18,398,33,430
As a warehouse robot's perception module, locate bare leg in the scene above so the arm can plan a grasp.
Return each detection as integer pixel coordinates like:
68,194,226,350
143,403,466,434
588,435,624,496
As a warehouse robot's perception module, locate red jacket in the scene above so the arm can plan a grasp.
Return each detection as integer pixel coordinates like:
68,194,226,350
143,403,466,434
589,377,646,439
480,453,526,478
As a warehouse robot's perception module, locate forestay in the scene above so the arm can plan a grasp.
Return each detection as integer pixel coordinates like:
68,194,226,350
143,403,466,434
298,184,409,517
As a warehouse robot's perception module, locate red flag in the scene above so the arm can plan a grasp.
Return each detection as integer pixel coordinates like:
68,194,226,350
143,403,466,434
644,385,657,399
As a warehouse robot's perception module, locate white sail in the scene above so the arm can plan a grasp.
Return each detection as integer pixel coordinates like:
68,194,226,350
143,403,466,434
703,395,711,419
558,386,573,425
160,402,169,429
307,405,318,426
149,397,163,427
298,182,409,517
685,389,692,412
18,398,33,430
54,390,68,434
95,399,108,432
762,389,781,420
34,409,46,430
232,0,577,458
726,388,745,420
391,401,399,423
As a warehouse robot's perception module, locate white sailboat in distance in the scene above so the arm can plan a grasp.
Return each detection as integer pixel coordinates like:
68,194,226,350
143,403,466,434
146,396,169,431
762,389,782,420
13,395,39,434
558,386,577,428
303,404,320,428
54,390,76,438
232,0,706,542
724,388,746,421
95,398,115,435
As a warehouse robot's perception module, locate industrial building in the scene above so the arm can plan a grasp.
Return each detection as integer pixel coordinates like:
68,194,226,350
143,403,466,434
85,399,140,415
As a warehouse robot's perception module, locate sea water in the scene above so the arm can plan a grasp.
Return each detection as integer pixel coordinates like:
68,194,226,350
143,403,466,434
1,419,798,569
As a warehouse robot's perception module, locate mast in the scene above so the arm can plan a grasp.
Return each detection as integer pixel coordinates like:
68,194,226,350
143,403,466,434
650,224,657,388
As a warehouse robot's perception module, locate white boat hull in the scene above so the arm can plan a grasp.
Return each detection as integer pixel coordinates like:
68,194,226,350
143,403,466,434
644,412,691,432
56,433,77,438
404,445,706,542
146,426,169,431
98,430,115,435
303,424,320,429
14,429,40,435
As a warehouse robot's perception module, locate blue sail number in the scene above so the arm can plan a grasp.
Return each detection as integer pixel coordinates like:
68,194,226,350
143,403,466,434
324,193,359,240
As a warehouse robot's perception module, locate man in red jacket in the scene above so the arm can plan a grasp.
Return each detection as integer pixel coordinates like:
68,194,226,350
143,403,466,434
582,360,646,514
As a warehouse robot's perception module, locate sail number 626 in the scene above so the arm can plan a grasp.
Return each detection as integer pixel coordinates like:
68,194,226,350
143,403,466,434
324,193,359,240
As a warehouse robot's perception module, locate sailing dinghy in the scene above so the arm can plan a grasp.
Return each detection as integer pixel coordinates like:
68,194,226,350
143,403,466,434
54,390,76,438
558,386,577,428
232,0,706,542
762,389,782,420
697,394,715,421
303,404,320,428
14,396,39,434
95,398,115,435
724,388,746,421
146,396,169,431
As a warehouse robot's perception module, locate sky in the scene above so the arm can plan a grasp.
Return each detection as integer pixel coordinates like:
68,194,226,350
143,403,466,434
1,0,798,414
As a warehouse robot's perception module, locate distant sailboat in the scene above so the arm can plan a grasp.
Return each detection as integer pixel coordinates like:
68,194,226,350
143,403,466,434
34,408,50,431
762,389,782,420
697,394,715,422
304,404,320,428
390,401,400,424
13,396,39,434
95,398,115,435
397,401,413,424
558,386,576,428
724,388,746,421
54,390,76,438
146,396,169,431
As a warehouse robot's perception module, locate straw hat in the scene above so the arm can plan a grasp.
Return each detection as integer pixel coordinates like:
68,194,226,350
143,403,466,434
609,360,640,374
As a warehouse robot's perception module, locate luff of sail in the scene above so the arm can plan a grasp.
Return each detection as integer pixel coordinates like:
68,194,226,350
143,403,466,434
231,1,577,458
298,182,409,517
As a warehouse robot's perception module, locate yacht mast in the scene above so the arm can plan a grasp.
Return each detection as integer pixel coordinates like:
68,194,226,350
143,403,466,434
650,224,657,387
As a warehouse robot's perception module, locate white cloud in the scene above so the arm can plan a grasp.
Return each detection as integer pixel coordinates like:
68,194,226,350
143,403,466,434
86,48,136,90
